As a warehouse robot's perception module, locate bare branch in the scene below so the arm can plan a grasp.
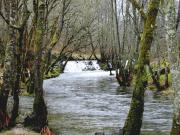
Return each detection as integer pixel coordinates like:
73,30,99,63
0,11,21,30
128,0,147,20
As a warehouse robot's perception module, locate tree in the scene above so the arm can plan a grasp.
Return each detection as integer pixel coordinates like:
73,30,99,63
0,0,13,128
166,0,180,134
0,0,30,127
24,0,48,131
122,0,161,134
10,1,30,126
176,0,180,30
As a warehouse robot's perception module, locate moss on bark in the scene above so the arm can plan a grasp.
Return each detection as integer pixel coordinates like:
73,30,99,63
24,0,48,131
122,1,161,135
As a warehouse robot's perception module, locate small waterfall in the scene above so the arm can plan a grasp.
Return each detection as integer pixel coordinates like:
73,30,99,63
64,60,101,72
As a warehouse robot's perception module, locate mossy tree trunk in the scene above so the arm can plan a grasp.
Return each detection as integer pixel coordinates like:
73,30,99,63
0,37,15,129
9,1,22,125
10,16,30,126
166,0,180,134
24,0,47,131
0,0,16,129
170,71,180,135
0,0,30,127
122,0,160,135
34,0,48,128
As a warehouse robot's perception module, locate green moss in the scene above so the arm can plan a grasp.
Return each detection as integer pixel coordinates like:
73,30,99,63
20,90,34,97
99,63,108,70
44,67,61,79
51,32,59,45
147,70,152,81
159,73,172,85
123,0,161,134
148,85,157,90
146,73,172,91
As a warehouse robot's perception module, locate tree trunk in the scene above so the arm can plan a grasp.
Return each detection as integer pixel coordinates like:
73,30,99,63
163,0,180,134
24,0,48,131
164,66,169,88
0,0,16,129
10,28,25,126
10,0,30,126
32,0,47,129
123,0,160,135
176,0,180,30
168,0,180,133
148,65,161,90
114,0,121,54
171,71,180,135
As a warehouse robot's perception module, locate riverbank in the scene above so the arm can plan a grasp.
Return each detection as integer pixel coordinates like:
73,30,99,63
0,62,174,135
0,124,39,135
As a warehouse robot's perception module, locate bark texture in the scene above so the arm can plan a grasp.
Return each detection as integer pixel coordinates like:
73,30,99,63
164,0,180,134
0,0,16,129
24,0,47,131
123,0,161,135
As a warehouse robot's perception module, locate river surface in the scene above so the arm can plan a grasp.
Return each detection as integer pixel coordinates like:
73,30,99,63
19,71,173,135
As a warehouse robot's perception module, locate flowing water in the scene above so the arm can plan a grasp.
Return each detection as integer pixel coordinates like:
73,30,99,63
19,61,173,135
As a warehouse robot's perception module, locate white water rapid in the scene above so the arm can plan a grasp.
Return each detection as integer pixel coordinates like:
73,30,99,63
64,60,101,72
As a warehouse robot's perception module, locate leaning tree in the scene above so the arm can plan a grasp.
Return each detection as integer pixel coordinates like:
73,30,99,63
122,0,161,134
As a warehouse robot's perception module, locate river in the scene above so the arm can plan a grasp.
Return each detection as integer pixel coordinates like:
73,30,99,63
19,61,173,135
